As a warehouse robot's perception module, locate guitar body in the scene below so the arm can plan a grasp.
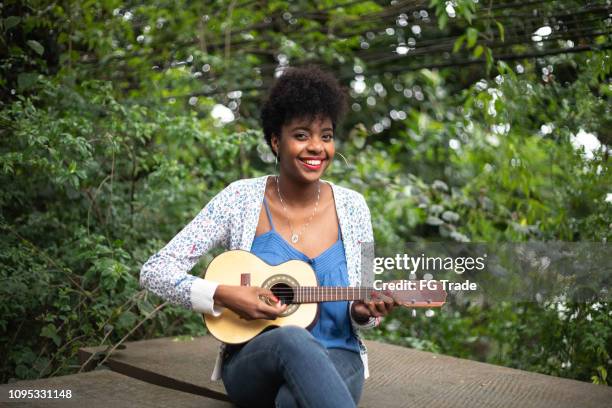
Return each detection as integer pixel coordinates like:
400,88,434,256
204,250,319,344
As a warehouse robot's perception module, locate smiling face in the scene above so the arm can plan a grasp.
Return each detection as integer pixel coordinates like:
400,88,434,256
271,115,335,184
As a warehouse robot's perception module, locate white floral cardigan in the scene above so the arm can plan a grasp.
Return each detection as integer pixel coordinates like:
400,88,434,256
140,175,379,380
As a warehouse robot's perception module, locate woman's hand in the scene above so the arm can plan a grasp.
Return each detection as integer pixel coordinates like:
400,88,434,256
214,285,287,320
351,290,396,323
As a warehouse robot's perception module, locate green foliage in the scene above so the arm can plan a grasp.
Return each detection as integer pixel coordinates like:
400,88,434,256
338,52,610,384
0,76,263,381
1,0,609,386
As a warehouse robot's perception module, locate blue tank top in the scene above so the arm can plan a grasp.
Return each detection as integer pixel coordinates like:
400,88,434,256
250,198,360,353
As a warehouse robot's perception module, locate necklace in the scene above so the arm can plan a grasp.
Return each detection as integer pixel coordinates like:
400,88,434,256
276,175,320,244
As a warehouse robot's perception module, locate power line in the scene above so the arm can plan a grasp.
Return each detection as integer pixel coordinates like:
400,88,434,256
367,43,611,74
159,43,609,102
358,26,610,66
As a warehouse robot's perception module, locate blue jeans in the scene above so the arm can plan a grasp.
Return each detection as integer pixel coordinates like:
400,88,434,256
221,326,364,408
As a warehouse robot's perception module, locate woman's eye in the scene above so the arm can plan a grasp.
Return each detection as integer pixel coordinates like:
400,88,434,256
295,133,307,140
323,134,334,141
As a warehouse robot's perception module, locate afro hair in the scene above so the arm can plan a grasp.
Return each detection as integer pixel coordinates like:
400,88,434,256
260,65,348,155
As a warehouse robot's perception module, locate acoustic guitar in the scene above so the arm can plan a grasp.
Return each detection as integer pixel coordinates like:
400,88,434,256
203,250,447,344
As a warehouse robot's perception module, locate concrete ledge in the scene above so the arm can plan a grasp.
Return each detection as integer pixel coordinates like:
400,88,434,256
77,336,612,408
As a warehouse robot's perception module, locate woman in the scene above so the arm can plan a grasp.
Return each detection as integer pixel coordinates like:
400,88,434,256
140,66,395,408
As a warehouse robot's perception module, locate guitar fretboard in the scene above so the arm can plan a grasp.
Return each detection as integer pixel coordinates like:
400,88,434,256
293,286,376,303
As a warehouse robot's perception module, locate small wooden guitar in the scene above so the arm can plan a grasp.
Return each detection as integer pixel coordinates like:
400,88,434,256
203,250,447,344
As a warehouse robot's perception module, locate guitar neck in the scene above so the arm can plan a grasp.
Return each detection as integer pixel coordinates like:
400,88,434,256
294,287,375,303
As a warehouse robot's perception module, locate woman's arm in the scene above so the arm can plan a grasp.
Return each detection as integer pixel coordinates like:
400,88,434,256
140,182,286,320
140,184,234,316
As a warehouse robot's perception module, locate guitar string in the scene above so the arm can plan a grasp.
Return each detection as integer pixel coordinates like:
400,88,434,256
260,285,438,289
264,287,434,302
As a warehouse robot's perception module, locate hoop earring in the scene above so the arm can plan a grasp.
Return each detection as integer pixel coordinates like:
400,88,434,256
336,152,351,167
274,154,279,174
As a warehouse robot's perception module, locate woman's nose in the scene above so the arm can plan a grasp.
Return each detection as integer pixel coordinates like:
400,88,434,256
307,136,324,153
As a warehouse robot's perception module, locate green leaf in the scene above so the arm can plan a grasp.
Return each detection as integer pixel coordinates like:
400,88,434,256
27,40,44,56
497,61,513,78
116,311,137,329
437,13,448,30
485,47,494,73
496,21,505,42
15,365,30,379
41,324,61,347
466,28,478,48
4,16,20,30
138,298,155,315
461,8,473,24
17,73,38,91
473,45,484,58
453,35,465,53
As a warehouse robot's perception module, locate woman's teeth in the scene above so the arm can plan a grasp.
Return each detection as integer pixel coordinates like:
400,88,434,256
299,158,323,170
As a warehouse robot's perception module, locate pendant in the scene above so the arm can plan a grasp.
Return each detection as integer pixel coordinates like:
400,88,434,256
291,234,299,243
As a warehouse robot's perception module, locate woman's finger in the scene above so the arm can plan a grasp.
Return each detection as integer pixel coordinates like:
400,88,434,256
374,300,387,315
257,300,287,320
367,301,383,317
257,288,278,303
383,290,398,306
382,293,395,313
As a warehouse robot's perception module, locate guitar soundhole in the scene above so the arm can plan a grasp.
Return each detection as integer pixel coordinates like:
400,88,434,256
271,283,295,305
261,274,300,317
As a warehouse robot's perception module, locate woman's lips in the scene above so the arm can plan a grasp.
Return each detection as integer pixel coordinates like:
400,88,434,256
298,158,324,170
